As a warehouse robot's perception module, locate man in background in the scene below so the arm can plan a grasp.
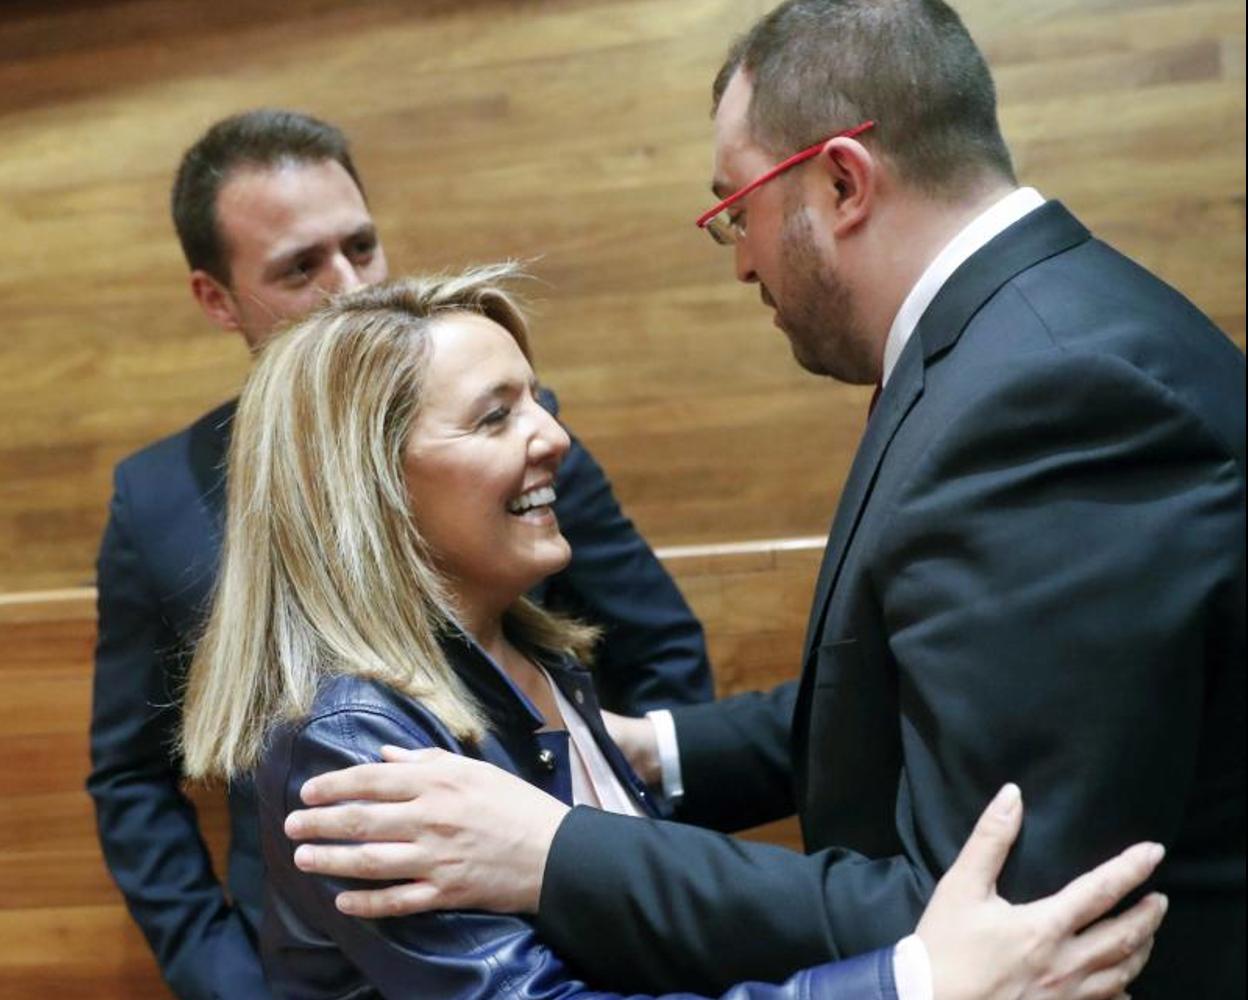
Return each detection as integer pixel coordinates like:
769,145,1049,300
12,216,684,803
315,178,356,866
86,109,713,999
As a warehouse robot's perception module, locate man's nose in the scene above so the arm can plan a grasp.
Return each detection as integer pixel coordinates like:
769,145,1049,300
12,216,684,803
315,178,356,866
321,254,367,295
734,238,758,284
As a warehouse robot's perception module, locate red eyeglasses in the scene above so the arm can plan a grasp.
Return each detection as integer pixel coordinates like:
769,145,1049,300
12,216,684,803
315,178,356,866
695,120,876,245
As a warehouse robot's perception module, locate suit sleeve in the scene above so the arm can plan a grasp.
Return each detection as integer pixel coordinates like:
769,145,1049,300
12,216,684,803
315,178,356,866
86,465,268,1000
538,388,714,715
271,708,899,1000
669,682,798,832
539,807,920,994
536,352,1243,993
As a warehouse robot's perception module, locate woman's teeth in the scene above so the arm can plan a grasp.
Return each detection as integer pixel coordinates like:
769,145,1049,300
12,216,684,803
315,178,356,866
507,485,557,514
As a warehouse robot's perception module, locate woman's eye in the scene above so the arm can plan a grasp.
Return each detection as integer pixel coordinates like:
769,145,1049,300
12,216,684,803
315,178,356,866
479,406,510,428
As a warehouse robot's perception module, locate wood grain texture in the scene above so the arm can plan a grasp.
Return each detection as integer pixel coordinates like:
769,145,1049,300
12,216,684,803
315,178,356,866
0,0,1242,591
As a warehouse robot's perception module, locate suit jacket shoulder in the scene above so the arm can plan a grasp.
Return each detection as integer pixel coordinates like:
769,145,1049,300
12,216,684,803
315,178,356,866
107,399,234,630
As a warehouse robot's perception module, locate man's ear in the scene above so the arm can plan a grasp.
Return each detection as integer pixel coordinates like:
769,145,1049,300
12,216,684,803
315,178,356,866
189,269,241,332
814,136,876,237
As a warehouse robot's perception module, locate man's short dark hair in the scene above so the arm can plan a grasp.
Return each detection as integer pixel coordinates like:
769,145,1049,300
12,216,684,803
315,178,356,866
171,109,365,283
713,0,1016,197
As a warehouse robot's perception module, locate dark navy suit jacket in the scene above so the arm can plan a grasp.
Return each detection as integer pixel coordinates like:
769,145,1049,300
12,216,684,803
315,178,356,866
257,636,897,999
87,389,713,999
535,203,1246,998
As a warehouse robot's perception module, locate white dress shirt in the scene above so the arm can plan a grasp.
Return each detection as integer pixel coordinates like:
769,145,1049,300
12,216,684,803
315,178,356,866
544,670,641,818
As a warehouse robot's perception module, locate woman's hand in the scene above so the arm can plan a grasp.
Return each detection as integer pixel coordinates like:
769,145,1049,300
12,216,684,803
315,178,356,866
918,784,1167,1000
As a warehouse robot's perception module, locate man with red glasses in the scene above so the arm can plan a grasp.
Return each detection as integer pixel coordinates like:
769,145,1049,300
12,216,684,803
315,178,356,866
284,2,1244,998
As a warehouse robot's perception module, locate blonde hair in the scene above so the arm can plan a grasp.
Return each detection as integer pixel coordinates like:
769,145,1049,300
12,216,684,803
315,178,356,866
181,264,598,780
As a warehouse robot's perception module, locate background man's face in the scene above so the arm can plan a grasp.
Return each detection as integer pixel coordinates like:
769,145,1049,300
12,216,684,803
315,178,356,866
211,158,389,347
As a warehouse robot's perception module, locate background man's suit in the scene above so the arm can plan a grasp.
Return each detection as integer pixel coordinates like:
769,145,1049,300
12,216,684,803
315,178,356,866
87,389,713,1000
535,203,1245,1000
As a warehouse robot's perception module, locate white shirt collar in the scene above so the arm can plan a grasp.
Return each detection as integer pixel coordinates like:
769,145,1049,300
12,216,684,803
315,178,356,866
881,187,1046,386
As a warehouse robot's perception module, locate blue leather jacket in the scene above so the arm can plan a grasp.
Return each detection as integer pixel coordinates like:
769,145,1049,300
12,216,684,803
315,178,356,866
256,630,898,999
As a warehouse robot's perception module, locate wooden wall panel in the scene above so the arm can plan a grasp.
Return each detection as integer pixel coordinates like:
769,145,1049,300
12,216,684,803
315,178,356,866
0,0,1242,592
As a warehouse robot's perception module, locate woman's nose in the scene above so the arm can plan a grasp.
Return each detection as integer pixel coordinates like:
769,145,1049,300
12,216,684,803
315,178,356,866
529,406,570,465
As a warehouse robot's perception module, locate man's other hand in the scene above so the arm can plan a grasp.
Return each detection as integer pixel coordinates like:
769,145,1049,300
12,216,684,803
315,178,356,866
601,709,661,786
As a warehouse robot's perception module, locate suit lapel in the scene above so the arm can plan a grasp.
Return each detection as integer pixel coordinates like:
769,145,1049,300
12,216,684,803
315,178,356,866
801,343,923,662
915,201,1089,364
157,399,236,633
800,201,1092,663
188,398,236,525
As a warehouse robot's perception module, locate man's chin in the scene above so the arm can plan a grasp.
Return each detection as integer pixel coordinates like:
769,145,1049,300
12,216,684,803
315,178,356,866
782,330,828,377
792,353,829,377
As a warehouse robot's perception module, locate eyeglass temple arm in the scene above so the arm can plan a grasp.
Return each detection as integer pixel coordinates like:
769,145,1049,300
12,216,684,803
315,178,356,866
695,120,876,229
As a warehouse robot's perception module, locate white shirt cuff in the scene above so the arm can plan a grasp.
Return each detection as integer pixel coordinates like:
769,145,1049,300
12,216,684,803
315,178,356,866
892,934,933,1000
644,709,684,803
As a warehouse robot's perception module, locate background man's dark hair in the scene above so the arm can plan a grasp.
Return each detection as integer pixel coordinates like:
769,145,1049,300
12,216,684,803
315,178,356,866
171,108,365,283
713,0,1016,197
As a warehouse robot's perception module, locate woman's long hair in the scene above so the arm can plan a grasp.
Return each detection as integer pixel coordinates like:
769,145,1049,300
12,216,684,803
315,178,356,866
181,264,597,780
